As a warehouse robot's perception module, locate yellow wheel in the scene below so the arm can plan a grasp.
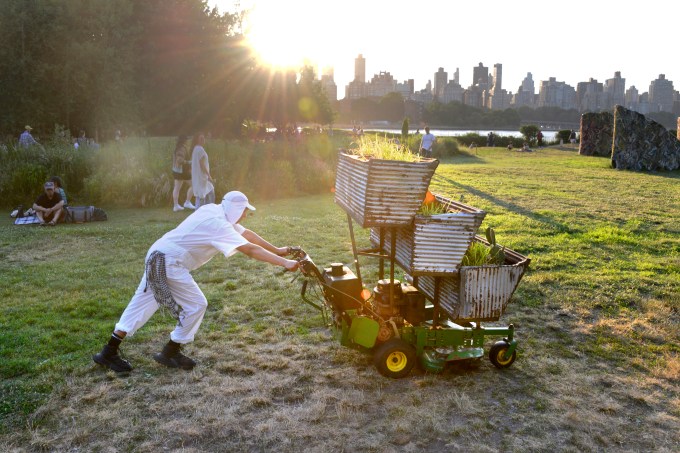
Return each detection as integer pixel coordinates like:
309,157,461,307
373,338,416,379
489,341,516,369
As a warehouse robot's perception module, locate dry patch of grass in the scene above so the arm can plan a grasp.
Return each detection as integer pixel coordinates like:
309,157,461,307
1,148,679,451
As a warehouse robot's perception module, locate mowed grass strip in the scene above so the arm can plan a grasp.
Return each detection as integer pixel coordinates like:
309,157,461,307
1,147,679,451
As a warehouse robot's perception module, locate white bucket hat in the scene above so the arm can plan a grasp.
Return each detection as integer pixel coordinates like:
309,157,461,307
221,191,256,224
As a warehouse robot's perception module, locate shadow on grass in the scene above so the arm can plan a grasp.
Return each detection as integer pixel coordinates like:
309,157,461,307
433,174,574,233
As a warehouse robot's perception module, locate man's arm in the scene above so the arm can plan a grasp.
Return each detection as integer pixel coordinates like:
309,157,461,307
237,243,298,271
241,229,289,256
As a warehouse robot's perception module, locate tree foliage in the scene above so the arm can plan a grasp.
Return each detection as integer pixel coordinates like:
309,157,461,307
0,0,334,140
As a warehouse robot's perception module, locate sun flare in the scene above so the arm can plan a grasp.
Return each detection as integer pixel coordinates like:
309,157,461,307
244,3,342,71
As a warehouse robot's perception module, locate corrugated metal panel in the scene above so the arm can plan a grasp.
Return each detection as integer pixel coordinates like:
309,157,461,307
410,238,529,322
456,263,527,321
334,153,438,227
369,196,486,275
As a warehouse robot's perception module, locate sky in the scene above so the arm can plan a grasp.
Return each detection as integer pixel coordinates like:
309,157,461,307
209,0,678,100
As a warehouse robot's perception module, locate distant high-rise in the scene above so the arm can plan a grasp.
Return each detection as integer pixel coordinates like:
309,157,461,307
486,63,506,109
538,77,576,110
354,54,366,83
367,71,397,98
625,85,642,113
491,64,502,92
576,78,604,112
513,72,535,107
472,62,489,87
434,67,448,99
649,74,674,112
604,71,626,108
320,67,337,102
453,68,460,85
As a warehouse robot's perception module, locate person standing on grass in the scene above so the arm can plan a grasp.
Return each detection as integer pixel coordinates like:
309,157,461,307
93,191,300,372
419,127,436,158
19,125,40,149
191,133,214,209
171,136,195,211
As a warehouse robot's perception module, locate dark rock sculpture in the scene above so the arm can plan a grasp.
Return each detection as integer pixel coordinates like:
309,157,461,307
611,106,680,171
579,111,614,157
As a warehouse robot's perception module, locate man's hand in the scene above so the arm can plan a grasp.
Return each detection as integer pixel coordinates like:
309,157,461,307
283,259,299,272
276,246,296,256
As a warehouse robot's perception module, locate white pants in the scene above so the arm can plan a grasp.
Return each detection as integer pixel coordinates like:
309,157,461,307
115,256,207,344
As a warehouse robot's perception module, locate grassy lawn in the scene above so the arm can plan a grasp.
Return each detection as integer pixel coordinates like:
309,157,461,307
1,146,678,451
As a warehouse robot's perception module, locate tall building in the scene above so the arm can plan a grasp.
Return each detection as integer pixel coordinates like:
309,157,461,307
649,74,674,112
486,63,507,109
320,67,337,102
354,54,366,83
395,79,415,98
366,71,397,98
472,62,489,88
604,71,626,108
345,54,367,100
513,72,535,107
538,77,576,109
453,68,460,85
576,78,605,112
440,80,464,104
625,85,640,111
433,67,448,99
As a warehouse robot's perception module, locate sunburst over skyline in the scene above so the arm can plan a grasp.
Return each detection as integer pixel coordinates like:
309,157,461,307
214,0,675,101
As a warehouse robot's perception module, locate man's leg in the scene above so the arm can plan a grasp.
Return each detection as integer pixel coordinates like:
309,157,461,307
153,268,207,370
93,275,159,372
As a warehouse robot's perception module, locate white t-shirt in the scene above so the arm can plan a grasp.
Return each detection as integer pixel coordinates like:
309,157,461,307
421,133,436,151
148,204,249,271
191,145,214,198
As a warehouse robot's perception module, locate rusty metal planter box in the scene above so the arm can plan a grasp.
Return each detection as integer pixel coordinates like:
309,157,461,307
412,237,530,322
334,152,439,228
369,196,486,275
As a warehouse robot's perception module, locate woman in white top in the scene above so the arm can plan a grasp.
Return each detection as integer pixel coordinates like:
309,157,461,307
171,136,195,211
190,133,214,208
93,191,300,372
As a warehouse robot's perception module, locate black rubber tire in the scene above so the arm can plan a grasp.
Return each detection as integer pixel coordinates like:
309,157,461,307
373,338,417,379
489,341,516,369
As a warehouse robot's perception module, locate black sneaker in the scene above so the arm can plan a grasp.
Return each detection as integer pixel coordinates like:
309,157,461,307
153,344,196,370
93,345,133,372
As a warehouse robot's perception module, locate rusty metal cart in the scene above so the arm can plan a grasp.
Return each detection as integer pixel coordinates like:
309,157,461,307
294,184,530,378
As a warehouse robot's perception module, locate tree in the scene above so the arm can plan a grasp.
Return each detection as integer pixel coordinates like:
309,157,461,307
520,124,540,145
297,66,335,126
401,117,409,141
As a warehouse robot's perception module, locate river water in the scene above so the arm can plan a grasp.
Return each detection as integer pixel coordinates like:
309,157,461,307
342,128,557,140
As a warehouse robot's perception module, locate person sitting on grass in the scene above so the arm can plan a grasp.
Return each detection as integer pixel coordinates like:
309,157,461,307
93,191,300,373
49,176,68,207
33,181,64,226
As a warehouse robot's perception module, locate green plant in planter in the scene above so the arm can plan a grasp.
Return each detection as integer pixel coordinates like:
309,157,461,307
461,227,506,266
485,227,506,265
351,135,421,162
417,199,458,216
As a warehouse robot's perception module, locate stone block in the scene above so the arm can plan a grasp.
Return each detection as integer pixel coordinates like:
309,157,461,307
579,111,614,157
611,105,680,171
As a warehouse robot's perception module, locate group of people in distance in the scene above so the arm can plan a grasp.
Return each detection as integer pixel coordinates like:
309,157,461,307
171,134,214,212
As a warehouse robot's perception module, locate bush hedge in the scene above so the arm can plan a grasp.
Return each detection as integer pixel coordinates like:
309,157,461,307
1,132,351,208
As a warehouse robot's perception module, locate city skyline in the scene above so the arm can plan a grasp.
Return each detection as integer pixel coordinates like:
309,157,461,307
209,0,677,100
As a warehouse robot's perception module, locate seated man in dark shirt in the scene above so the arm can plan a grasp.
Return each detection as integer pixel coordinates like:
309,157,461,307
33,181,64,226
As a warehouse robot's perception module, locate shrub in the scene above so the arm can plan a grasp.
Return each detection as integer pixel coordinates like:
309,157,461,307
434,137,460,157
556,130,572,143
